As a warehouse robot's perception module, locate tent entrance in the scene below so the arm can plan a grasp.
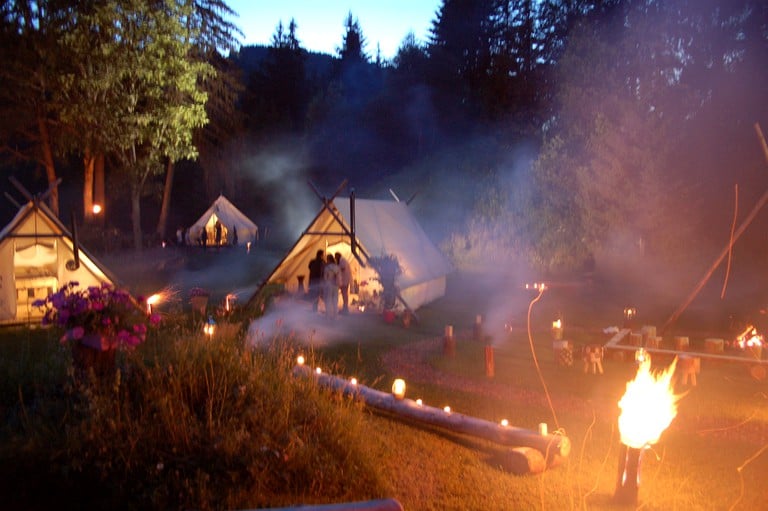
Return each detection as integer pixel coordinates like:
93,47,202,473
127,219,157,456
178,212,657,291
205,214,230,246
13,241,58,320
324,241,381,312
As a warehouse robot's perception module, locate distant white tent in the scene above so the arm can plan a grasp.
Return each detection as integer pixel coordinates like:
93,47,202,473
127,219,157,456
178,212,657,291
0,200,118,324
188,195,258,247
254,196,451,312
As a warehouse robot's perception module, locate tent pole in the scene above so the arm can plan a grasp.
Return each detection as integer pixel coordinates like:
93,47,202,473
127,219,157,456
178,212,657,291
350,188,356,256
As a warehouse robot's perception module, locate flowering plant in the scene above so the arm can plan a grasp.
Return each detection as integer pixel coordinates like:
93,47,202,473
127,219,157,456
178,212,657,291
34,281,160,350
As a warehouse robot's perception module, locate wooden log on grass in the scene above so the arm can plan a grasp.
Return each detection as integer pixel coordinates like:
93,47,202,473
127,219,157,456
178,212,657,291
295,366,571,467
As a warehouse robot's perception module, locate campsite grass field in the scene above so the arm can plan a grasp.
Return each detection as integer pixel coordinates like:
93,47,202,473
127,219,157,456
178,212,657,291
0,265,766,510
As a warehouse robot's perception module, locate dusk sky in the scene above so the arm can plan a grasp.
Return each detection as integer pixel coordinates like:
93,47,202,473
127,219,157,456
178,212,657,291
226,0,441,59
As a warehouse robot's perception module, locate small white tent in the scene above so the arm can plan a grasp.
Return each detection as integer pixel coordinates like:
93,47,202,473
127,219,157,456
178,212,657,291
255,196,451,312
0,200,118,324
188,195,258,247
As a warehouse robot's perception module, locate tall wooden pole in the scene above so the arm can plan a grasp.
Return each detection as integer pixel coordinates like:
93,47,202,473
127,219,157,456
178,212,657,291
662,123,768,332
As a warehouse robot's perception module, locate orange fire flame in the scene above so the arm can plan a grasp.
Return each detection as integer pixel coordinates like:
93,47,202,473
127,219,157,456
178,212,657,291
736,326,763,349
618,356,683,449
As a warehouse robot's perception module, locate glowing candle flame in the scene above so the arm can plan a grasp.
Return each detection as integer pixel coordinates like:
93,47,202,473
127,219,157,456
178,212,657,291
349,377,357,385
392,378,406,399
296,355,305,366
618,356,683,449
92,204,102,214
443,406,451,414
552,319,562,329
500,419,509,427
146,293,161,314
415,398,423,407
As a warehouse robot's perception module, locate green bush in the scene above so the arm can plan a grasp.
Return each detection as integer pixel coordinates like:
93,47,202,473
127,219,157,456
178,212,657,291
0,326,385,510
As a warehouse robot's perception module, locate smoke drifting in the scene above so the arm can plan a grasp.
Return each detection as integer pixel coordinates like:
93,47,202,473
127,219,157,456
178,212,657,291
246,299,363,348
240,137,319,244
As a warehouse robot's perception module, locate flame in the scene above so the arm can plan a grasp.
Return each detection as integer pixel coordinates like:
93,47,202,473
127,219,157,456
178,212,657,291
552,319,562,329
618,356,683,449
736,326,763,348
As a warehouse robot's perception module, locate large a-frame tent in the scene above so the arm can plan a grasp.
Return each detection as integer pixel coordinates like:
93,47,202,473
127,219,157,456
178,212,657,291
256,195,451,312
0,200,118,324
188,195,258,247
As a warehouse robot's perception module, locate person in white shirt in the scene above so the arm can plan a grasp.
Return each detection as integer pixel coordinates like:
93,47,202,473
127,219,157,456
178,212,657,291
322,254,339,319
335,252,352,315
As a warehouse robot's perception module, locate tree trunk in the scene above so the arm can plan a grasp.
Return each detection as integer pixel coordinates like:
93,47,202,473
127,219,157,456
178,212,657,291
94,153,105,227
156,158,174,240
37,115,59,216
131,182,143,252
83,149,95,223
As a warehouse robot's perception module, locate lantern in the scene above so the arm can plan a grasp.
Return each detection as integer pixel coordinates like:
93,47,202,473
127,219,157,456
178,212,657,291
203,316,216,338
391,378,406,400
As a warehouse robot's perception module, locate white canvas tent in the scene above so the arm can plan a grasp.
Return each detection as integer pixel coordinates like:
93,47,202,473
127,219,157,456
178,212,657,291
255,196,451,312
188,195,258,247
0,200,118,324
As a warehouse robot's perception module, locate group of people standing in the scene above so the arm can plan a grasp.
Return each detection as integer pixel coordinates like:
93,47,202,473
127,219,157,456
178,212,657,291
308,249,352,318
175,222,238,248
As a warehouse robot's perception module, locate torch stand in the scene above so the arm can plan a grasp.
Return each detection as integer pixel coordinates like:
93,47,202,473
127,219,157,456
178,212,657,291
614,443,643,505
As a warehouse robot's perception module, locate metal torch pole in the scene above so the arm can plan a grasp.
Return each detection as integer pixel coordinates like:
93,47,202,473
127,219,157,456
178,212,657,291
614,443,643,505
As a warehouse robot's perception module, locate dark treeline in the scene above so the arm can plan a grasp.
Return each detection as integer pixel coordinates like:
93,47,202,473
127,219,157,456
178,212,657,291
2,0,767,283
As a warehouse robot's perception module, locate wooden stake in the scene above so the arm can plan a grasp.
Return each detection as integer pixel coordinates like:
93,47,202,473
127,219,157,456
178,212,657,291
444,325,455,357
473,314,483,341
485,345,495,378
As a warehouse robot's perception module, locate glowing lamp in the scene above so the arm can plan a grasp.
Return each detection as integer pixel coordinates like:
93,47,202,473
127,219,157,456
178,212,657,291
415,398,423,407
315,367,322,375
296,355,305,366
349,377,358,385
391,378,406,400
552,318,563,340
203,316,216,338
92,204,102,214
443,406,451,414
500,419,509,427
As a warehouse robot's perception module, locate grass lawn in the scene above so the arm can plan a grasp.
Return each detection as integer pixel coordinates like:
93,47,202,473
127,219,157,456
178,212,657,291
1,267,766,510
307,272,768,510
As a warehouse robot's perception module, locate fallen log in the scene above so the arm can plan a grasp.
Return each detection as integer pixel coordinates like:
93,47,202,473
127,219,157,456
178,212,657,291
295,366,571,470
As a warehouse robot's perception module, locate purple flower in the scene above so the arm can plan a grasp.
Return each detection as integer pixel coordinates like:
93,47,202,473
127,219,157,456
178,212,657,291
36,280,155,350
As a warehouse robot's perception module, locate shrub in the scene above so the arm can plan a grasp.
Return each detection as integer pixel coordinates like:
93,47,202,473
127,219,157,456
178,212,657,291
0,327,385,510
